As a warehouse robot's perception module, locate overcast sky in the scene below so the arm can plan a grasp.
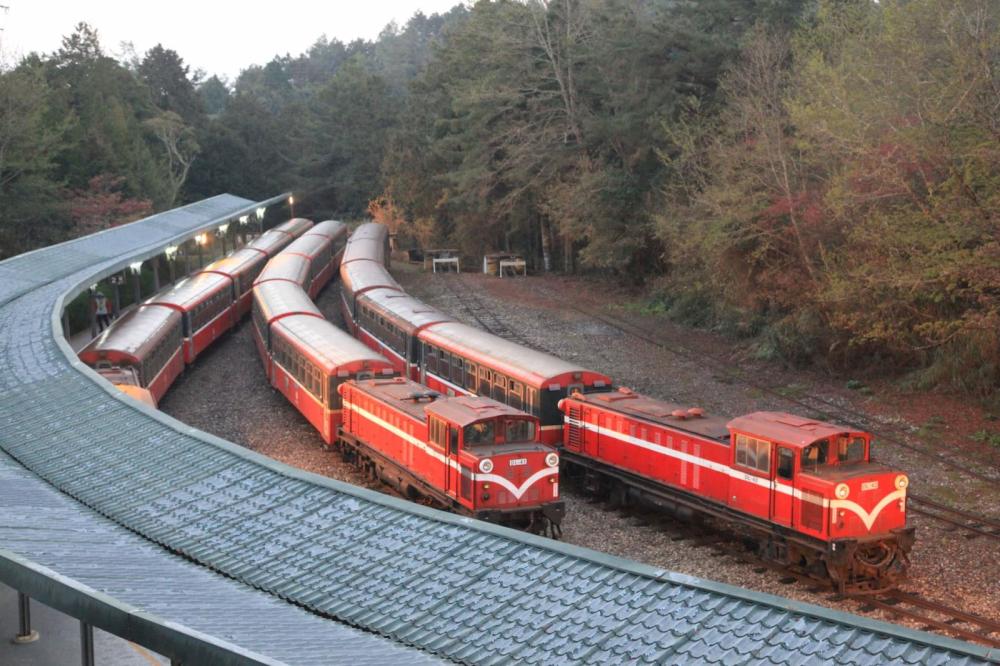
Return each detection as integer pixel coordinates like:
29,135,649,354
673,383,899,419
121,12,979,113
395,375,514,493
0,0,463,80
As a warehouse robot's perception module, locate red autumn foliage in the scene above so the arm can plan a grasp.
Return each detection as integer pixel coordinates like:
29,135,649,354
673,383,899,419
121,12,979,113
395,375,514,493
69,175,153,238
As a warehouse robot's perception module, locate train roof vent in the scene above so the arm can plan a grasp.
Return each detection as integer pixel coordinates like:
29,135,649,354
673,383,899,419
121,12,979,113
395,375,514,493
687,407,704,418
671,409,688,420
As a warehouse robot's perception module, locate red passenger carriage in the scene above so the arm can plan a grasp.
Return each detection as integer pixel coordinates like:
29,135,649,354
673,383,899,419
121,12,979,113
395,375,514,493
251,282,323,379
282,234,335,299
144,273,235,364
417,322,612,445
354,288,454,380
254,253,312,289
342,222,390,268
339,259,402,332
245,229,296,259
559,390,914,590
339,377,564,532
199,248,268,318
268,314,396,444
78,305,184,406
270,217,314,239
304,220,348,266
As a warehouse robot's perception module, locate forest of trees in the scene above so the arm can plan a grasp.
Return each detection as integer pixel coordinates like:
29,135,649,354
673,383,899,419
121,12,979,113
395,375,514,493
1,0,998,396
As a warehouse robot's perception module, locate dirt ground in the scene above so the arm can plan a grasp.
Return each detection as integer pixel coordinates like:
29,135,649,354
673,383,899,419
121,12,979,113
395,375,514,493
160,263,1000,640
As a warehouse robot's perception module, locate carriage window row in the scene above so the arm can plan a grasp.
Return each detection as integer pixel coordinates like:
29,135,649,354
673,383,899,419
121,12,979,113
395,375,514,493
272,336,326,403
360,305,406,355
190,288,231,333
141,324,182,384
252,307,268,347
239,262,266,294
423,343,539,417
735,434,771,474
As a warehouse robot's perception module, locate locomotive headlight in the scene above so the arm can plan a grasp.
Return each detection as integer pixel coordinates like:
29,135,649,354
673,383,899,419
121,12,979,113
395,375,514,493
834,483,850,500
545,452,559,468
895,474,909,491
479,458,494,474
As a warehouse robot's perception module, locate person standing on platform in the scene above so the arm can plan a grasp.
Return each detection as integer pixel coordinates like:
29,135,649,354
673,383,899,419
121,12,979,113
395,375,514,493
93,290,111,333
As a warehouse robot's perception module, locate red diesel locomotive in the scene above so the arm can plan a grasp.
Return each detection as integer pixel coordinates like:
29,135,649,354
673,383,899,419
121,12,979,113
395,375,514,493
339,376,564,533
559,389,914,591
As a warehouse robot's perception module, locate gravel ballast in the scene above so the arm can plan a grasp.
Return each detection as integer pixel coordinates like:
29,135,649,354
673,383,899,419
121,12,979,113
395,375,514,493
160,266,1000,638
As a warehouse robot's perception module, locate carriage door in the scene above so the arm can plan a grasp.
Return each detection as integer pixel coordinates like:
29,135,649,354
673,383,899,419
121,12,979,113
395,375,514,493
446,425,462,500
771,447,795,526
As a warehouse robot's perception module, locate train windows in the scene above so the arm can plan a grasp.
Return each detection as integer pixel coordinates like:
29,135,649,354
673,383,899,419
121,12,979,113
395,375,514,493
801,440,829,472
451,357,464,385
440,352,451,380
777,448,794,480
464,421,495,447
838,437,866,463
449,427,459,455
735,434,770,474
425,344,438,374
492,375,506,402
509,381,523,410
465,362,477,390
526,387,539,417
479,367,490,392
505,420,535,443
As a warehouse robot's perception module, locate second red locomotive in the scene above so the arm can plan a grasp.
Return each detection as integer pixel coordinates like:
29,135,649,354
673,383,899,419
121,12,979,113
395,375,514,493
559,389,914,591
339,377,565,534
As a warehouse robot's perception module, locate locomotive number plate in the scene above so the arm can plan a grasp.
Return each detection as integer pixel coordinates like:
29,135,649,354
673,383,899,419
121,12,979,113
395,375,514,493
509,458,527,467
861,481,879,491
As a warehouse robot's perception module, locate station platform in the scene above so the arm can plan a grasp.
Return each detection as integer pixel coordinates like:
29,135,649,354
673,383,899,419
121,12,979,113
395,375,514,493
0,584,167,665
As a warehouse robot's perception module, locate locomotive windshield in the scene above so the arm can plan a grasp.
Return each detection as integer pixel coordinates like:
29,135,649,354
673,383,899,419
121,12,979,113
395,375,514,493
464,421,496,447
505,419,536,443
802,435,868,472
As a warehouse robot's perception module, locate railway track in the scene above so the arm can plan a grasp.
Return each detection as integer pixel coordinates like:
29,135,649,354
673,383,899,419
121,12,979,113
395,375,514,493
437,274,548,350
852,590,1000,648
908,494,1000,541
554,293,1000,486
426,274,1000,644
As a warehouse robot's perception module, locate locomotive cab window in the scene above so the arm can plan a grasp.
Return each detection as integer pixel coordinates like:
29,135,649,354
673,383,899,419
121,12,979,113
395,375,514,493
464,421,495,447
735,434,770,474
505,420,536,443
801,440,829,472
777,448,794,480
837,436,866,463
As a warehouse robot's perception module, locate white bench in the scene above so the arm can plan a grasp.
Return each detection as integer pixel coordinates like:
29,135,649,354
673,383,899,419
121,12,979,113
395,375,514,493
432,257,460,273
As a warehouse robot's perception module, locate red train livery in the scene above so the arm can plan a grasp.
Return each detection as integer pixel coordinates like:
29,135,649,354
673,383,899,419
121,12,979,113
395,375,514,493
268,314,396,444
254,253,312,290
417,322,611,445
354,288,454,381
144,273,235,364
282,234,336,299
339,377,564,533
199,248,268,318
339,259,402,332
78,305,184,406
341,221,390,268
251,281,323,379
271,217,314,240
559,389,913,590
